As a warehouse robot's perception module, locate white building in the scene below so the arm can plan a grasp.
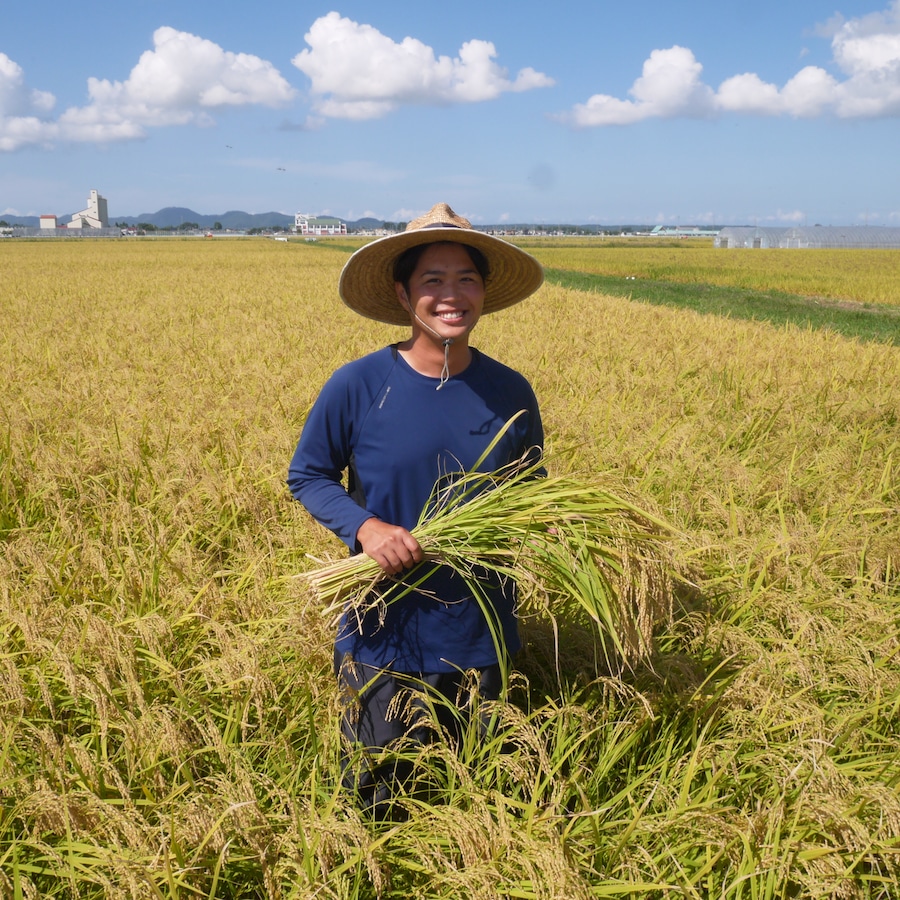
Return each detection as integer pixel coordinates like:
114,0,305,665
40,215,58,230
68,190,109,229
294,213,347,236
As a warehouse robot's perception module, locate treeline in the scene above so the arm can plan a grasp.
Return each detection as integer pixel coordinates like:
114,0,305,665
114,221,293,235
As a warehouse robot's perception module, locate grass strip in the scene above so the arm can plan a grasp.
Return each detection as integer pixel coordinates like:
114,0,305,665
544,267,900,345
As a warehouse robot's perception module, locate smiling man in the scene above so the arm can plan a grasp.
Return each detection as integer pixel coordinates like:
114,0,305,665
287,202,544,818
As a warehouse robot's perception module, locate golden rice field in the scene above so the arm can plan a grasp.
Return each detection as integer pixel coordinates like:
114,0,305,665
2,237,899,899
526,239,900,307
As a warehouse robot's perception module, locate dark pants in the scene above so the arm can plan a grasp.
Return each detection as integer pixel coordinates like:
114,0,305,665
334,649,503,819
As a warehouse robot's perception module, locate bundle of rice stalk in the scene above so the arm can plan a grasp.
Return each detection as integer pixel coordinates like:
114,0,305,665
302,425,675,670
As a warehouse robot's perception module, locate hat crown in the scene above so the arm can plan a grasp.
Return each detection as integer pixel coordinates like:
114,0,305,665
339,201,543,325
406,203,472,233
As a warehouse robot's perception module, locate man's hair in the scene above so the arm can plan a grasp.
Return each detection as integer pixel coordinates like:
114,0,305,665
392,241,490,295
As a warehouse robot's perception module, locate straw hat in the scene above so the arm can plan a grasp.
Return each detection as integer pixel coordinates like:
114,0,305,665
338,202,544,325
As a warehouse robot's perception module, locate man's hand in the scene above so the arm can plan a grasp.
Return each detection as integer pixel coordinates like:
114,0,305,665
356,518,424,575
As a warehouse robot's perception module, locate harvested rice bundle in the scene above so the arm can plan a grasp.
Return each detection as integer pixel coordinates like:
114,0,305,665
302,448,675,671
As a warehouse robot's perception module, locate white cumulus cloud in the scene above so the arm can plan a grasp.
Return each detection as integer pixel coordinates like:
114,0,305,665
768,209,807,223
564,46,715,126
58,27,296,141
0,52,57,150
0,28,296,149
560,0,900,126
830,1,900,116
291,12,554,120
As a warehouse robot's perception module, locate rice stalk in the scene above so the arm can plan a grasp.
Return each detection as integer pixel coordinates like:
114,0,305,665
301,442,675,670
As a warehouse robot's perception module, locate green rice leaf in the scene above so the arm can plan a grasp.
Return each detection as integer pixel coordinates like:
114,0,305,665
302,434,676,671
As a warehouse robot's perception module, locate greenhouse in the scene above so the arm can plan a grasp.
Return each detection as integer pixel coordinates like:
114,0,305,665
715,227,788,248
715,225,900,249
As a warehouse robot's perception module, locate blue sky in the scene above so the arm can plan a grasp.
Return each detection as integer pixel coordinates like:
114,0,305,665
2,0,898,225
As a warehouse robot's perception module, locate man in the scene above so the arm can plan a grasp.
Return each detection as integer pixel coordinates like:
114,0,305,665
287,202,544,817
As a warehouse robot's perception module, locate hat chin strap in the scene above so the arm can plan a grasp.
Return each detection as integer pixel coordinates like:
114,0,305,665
437,338,453,391
411,310,454,390
401,291,455,390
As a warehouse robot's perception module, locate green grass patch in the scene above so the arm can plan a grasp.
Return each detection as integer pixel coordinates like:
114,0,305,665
545,267,900,345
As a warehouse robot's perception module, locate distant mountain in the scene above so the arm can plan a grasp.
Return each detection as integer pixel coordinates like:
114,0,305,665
1,207,398,231
122,207,296,230
352,217,382,231
2,215,41,227
0,207,681,233
0,208,296,230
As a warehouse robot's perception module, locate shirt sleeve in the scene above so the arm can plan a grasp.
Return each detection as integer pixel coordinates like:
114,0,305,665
286,371,376,552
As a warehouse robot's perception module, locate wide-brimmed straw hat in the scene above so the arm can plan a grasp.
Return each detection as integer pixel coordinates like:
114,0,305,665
338,202,544,325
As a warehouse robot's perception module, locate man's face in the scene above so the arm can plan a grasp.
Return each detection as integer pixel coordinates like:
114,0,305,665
396,242,486,344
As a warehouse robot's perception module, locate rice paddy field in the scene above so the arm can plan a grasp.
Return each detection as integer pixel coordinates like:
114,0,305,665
1,237,899,898
528,240,900,307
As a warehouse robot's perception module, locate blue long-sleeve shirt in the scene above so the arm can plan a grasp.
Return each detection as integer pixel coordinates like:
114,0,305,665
288,344,543,672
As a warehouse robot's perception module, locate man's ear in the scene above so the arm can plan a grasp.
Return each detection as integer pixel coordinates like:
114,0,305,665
395,282,410,311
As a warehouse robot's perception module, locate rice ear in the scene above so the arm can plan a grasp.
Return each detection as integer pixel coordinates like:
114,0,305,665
301,419,675,672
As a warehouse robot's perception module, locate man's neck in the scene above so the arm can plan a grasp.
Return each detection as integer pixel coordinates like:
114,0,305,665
397,333,472,378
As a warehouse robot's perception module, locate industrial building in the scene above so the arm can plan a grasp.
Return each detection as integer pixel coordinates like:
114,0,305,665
67,190,109,229
715,226,900,249
650,225,720,238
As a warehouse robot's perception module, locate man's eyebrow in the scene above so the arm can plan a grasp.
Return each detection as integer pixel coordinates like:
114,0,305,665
417,265,478,276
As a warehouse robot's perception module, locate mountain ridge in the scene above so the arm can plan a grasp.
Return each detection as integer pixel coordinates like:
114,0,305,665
0,207,382,231
1,207,670,232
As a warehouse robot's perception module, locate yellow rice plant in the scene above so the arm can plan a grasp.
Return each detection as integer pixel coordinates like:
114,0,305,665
526,240,900,306
2,237,899,898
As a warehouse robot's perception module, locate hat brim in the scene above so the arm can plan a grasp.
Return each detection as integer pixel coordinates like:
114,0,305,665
338,227,544,325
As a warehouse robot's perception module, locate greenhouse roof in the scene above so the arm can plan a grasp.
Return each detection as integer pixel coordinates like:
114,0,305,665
716,225,900,249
